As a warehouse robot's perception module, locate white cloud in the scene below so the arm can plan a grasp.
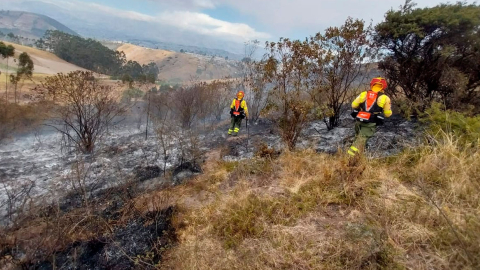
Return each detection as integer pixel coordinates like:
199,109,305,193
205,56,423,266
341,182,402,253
145,0,216,9
1,0,269,41
157,11,270,40
86,3,157,22
210,0,474,35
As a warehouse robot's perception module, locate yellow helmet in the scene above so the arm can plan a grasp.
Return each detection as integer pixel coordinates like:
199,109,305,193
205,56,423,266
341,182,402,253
370,77,388,92
237,91,244,99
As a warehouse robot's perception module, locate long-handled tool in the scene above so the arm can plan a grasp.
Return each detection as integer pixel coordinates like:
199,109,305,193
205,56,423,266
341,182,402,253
246,118,250,151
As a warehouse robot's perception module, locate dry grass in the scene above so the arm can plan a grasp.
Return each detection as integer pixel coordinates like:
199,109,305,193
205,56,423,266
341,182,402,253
117,43,239,82
158,135,480,270
0,100,49,142
2,104,478,269
0,41,86,75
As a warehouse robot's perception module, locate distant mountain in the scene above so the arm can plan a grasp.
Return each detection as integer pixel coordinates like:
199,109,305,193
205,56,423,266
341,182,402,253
0,1,246,57
0,10,77,39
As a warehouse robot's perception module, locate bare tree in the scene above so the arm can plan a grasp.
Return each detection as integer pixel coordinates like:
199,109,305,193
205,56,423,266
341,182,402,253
239,40,270,122
205,80,234,121
152,91,176,176
171,83,204,129
246,61,270,122
38,71,126,153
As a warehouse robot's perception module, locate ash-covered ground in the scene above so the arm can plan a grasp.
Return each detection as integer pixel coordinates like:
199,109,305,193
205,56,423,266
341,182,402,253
0,113,418,225
0,112,419,269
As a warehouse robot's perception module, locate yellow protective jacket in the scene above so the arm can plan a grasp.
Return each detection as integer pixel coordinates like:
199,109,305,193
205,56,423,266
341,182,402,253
352,91,392,117
230,98,249,118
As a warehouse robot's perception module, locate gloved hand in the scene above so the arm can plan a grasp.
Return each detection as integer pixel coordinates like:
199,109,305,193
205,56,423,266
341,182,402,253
351,109,359,119
375,114,385,126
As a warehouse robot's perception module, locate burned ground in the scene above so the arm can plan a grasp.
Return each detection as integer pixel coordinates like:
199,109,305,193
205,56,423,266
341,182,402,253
0,112,418,269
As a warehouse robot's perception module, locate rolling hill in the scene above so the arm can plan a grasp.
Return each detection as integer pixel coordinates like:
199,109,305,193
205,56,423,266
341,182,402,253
0,10,77,39
0,40,86,75
115,43,242,83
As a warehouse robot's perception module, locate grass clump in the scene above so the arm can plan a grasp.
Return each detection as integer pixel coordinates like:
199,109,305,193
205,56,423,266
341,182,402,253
160,117,480,269
422,102,480,146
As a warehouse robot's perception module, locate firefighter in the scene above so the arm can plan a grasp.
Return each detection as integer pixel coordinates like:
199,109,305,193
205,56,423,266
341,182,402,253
228,91,249,136
348,77,392,157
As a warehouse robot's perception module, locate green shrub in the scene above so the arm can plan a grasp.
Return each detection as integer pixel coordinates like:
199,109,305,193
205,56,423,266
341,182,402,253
422,102,480,146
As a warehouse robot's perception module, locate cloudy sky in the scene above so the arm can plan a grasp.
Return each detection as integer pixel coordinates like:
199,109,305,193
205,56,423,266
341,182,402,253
1,0,473,51
61,0,461,39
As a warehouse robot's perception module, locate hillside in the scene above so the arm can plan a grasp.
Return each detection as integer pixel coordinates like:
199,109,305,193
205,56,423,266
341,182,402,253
1,106,478,269
0,10,77,39
0,40,86,75
116,43,241,83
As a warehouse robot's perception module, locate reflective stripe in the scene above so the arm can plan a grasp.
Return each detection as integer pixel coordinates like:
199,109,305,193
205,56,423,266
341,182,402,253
234,128,240,131
350,146,359,152
348,150,356,156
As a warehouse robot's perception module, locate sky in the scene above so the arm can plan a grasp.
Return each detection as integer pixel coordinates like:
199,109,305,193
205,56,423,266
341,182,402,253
1,0,475,51
64,0,460,40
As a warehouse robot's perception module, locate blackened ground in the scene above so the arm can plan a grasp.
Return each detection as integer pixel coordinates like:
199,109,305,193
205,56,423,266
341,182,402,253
24,207,176,270
208,114,419,161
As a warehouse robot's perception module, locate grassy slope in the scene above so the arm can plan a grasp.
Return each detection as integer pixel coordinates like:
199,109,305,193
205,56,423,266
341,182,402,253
116,43,239,83
0,41,101,102
145,135,480,270
0,41,86,76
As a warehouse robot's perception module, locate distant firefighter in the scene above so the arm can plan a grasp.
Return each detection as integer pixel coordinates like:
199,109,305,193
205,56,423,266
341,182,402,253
228,91,249,136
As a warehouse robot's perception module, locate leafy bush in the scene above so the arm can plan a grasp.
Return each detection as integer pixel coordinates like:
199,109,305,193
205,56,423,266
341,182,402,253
422,102,480,146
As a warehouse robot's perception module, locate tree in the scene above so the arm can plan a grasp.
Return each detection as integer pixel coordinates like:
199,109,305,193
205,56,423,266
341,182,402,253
0,42,15,101
245,60,270,123
34,38,46,49
42,30,127,76
171,84,205,129
240,40,270,123
152,91,176,175
375,1,480,111
263,38,313,150
142,62,159,83
122,60,143,81
38,71,126,153
310,17,374,130
203,80,233,121
10,52,34,103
